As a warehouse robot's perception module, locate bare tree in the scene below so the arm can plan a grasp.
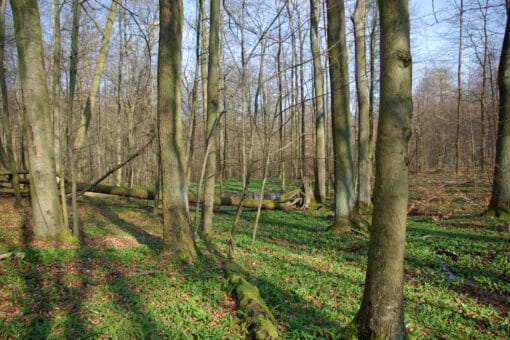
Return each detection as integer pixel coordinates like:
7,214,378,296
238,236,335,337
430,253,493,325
158,0,197,261
352,0,372,210
202,0,221,235
487,0,510,219
310,0,327,203
353,0,412,337
326,0,355,232
11,0,68,240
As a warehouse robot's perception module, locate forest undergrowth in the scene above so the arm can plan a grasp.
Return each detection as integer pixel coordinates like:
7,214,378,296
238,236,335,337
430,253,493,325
0,170,509,338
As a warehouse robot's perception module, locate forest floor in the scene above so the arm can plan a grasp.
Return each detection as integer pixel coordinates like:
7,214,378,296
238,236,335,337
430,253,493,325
0,170,509,338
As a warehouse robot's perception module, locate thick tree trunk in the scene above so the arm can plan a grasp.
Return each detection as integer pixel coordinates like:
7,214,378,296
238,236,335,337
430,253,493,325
11,0,68,240
488,1,510,219
352,0,372,210
353,0,412,338
310,0,327,204
158,0,197,261
202,0,220,234
326,0,355,231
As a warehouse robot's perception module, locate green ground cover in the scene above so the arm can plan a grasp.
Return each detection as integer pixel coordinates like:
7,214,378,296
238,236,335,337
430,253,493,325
0,173,508,338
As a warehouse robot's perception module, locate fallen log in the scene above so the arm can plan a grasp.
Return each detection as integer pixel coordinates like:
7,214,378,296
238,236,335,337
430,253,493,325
2,176,306,211
77,183,301,210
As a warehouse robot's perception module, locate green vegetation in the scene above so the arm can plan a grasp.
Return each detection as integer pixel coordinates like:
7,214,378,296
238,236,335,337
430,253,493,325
0,174,509,338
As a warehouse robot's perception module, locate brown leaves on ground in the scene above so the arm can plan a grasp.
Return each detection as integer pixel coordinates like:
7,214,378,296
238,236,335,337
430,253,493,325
408,169,491,218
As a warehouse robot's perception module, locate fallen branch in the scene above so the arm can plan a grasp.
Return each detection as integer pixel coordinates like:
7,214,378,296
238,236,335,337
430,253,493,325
73,134,155,197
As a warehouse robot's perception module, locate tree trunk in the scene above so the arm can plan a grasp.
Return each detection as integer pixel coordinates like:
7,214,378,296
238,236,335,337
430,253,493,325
0,0,21,208
487,0,510,219
310,0,327,204
73,0,117,151
353,0,412,337
11,0,68,240
455,0,464,173
158,0,197,261
202,0,220,235
326,0,355,231
352,0,372,210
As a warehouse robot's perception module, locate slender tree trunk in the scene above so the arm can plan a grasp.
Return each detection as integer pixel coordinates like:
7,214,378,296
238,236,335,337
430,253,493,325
455,0,464,173
352,0,372,210
326,0,355,231
158,0,197,261
202,0,220,235
187,0,202,184
0,0,21,208
277,8,286,193
353,0,412,337
73,0,117,151
487,0,510,219
11,0,69,240
67,0,80,235
310,0,326,203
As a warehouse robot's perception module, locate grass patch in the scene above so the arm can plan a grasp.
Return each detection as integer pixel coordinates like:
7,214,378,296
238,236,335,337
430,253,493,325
1,171,509,338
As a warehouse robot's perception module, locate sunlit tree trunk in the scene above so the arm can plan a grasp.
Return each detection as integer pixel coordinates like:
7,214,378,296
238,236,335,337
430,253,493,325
202,0,220,235
11,0,68,239
353,0,412,337
0,0,21,208
487,0,510,219
158,0,197,261
326,0,355,231
352,0,372,210
310,0,326,203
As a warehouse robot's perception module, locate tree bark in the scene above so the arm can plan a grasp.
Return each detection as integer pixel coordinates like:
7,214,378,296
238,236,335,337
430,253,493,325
202,0,220,235
11,0,68,240
487,0,510,219
73,0,117,151
455,0,464,173
0,0,21,208
353,0,412,337
352,0,372,210
326,0,355,231
310,0,327,204
158,0,197,261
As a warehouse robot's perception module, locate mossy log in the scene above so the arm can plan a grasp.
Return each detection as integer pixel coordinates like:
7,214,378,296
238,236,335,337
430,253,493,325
225,261,279,339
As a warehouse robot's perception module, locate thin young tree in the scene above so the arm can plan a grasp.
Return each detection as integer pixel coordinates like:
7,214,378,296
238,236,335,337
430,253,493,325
310,0,327,204
487,0,510,219
455,0,464,173
352,0,412,337
11,0,69,240
0,0,21,208
158,0,197,261
202,0,220,235
326,0,356,232
352,0,372,210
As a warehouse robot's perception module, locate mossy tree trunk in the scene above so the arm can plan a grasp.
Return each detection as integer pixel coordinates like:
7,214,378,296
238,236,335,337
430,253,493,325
158,0,197,261
352,0,412,338
326,0,355,231
488,0,510,219
11,0,68,239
